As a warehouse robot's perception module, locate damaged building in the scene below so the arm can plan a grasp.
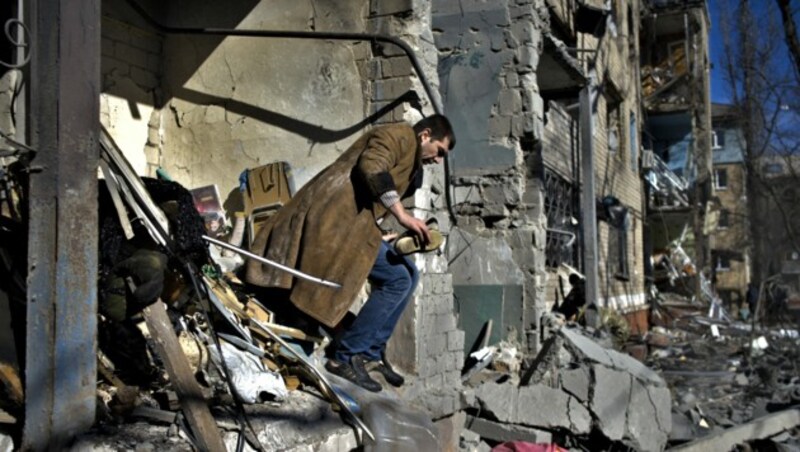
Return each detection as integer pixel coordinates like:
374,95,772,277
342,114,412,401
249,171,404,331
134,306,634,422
1,0,800,451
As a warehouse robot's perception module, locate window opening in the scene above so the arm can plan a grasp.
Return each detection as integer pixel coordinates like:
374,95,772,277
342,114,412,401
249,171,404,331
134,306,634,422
544,168,578,269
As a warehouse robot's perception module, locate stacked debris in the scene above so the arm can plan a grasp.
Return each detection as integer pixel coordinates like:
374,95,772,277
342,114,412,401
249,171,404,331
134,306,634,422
1,128,409,451
643,312,800,449
459,324,673,452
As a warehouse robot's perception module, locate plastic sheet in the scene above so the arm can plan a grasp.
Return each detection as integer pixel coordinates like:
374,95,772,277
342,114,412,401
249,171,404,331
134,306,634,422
362,399,438,452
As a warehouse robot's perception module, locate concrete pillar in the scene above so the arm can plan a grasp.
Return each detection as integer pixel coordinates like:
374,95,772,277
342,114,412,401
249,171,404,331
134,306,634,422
24,0,100,448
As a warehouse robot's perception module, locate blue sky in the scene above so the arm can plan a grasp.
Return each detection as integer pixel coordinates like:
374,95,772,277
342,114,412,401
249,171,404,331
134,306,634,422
707,0,799,104
708,0,730,103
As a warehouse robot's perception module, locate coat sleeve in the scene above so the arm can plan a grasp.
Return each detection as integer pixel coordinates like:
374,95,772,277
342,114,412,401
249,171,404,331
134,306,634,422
356,127,403,200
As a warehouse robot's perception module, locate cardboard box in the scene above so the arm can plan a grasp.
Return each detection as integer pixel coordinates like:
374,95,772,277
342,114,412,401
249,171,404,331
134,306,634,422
243,162,293,245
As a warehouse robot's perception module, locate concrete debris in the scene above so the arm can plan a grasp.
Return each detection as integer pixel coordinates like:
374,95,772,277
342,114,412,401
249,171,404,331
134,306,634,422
0,432,12,452
463,325,672,451
465,416,553,444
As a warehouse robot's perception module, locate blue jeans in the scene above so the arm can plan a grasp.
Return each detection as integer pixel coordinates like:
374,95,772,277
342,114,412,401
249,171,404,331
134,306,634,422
335,241,419,362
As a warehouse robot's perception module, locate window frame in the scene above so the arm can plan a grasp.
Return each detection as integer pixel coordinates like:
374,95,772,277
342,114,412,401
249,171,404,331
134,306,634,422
714,168,729,190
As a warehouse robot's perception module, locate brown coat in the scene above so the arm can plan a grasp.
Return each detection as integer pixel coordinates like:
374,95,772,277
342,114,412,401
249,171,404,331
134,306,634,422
246,124,421,327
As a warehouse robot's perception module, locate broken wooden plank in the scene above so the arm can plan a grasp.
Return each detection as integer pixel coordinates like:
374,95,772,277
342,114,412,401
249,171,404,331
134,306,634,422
131,406,178,425
143,300,226,452
669,408,800,451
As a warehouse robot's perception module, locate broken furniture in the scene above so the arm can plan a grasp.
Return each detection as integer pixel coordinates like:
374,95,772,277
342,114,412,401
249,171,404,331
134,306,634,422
241,162,294,246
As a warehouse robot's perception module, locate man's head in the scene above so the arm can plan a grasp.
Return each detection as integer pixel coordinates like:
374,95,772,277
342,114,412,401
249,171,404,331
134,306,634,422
414,114,456,165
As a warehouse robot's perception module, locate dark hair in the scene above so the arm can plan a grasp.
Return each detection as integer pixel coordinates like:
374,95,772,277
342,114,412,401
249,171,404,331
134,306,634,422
413,114,456,150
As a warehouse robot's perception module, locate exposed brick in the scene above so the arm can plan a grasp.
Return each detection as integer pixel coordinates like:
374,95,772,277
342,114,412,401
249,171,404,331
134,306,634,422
430,333,447,355
102,38,115,57
144,145,160,166
368,60,382,80
386,57,413,78
370,0,413,16
425,373,444,390
435,313,456,332
116,42,148,68
145,53,161,73
129,34,162,54
102,21,131,44
498,89,522,116
103,58,130,77
447,330,465,352
488,115,512,138
130,67,158,90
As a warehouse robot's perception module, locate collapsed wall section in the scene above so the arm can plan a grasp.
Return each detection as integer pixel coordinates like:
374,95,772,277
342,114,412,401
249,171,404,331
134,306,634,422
434,0,549,353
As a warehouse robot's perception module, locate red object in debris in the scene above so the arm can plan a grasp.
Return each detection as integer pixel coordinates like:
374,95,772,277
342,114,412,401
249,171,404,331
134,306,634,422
491,442,568,452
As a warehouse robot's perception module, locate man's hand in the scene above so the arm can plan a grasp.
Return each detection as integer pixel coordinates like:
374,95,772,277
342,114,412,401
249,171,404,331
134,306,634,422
388,202,431,244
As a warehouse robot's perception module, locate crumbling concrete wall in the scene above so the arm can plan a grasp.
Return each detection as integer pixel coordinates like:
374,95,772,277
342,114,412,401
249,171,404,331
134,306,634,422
434,0,549,353
101,0,165,175
156,2,370,193
574,0,646,313
101,0,466,418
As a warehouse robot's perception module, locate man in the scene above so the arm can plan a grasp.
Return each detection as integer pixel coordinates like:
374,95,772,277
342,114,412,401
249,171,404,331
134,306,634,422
246,115,455,391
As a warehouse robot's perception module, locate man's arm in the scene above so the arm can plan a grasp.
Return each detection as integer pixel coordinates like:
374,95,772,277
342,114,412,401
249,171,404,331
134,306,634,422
357,127,430,244
388,200,431,245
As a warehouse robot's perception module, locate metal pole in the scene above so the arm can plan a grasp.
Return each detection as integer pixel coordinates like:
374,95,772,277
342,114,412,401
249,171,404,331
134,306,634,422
203,235,341,289
580,71,600,327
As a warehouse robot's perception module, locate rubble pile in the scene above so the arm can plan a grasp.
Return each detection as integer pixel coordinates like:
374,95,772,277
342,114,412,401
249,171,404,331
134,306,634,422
460,326,672,452
644,315,800,449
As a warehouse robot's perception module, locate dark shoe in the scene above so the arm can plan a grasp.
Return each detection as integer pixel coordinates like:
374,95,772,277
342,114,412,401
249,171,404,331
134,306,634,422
366,354,405,387
325,356,382,392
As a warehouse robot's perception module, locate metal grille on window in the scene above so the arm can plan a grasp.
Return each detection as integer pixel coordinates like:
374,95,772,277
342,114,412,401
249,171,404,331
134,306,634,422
544,168,578,269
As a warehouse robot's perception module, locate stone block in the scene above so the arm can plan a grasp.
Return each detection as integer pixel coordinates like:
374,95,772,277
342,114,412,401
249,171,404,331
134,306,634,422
129,34,162,54
446,229,525,285
430,333,447,355
625,379,669,452
116,42,149,69
560,328,665,387
498,89,522,116
516,44,539,72
465,416,552,444
351,41,372,60
146,53,161,73
386,57,414,78
104,58,130,77
425,373,444,391
435,314,457,332
368,59,382,80
454,185,482,205
488,115,511,138
130,67,158,90
447,330,465,352
591,365,631,440
371,0,413,16
560,367,591,402
490,31,506,52
506,71,520,88
436,412,466,452
102,21,131,44
445,370,462,386
474,382,589,432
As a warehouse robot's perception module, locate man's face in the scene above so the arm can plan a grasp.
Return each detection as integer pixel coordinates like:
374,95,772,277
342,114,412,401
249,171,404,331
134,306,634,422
419,129,452,165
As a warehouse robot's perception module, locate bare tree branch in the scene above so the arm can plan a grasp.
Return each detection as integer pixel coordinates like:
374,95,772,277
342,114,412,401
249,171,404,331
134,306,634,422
775,0,800,83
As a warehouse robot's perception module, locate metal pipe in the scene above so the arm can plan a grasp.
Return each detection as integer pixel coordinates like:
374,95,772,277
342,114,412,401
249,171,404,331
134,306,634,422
203,235,341,289
123,0,459,226
546,227,577,247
